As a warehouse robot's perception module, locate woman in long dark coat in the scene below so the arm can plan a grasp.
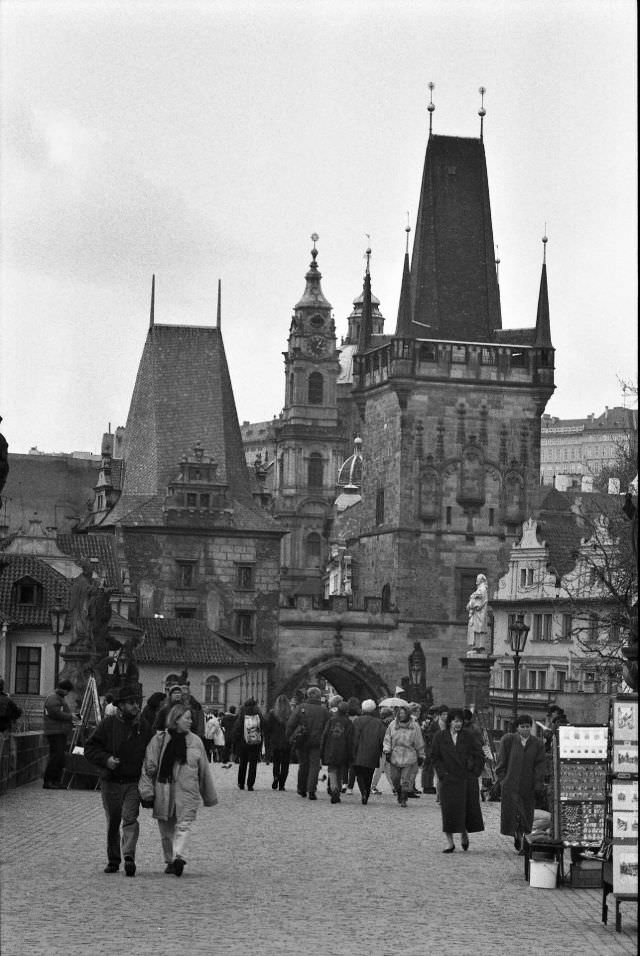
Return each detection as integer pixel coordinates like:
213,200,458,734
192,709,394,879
495,714,546,850
431,708,485,852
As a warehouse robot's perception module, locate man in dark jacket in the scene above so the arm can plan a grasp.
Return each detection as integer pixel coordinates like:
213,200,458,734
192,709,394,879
320,698,353,803
495,713,546,852
351,699,386,804
286,686,329,800
0,677,22,733
42,679,76,789
85,684,154,876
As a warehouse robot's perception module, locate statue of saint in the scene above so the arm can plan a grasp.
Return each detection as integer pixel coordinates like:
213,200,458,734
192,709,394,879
67,560,95,648
466,573,489,655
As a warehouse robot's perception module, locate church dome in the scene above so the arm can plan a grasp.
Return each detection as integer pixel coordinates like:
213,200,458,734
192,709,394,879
337,437,363,489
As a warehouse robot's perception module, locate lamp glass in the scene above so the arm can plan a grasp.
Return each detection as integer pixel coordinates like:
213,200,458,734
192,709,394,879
50,604,68,636
508,614,530,655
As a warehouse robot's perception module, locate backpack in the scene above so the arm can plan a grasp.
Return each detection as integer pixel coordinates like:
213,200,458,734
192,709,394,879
244,714,262,745
329,719,345,740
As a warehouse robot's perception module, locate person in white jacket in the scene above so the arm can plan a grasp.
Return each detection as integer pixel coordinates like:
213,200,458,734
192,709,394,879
383,704,425,807
139,702,217,876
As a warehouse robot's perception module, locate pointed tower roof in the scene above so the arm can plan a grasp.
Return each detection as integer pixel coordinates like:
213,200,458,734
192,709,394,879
395,222,413,336
534,235,552,347
294,235,332,311
103,319,276,530
357,248,373,353
408,134,501,341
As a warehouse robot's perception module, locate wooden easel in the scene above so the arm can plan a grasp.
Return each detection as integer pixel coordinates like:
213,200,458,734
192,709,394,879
63,674,102,790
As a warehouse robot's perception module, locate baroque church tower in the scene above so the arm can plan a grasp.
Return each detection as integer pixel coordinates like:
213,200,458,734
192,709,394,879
273,237,346,597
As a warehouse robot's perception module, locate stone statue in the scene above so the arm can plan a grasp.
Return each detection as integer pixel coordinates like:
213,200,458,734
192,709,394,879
466,573,489,655
67,560,96,649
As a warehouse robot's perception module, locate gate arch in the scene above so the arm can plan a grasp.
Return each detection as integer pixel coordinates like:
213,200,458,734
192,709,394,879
276,653,391,703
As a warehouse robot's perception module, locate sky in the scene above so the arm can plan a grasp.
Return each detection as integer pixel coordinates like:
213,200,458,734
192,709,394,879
1,0,637,456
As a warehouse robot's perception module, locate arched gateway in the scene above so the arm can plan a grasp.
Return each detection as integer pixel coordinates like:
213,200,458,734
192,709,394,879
276,653,390,703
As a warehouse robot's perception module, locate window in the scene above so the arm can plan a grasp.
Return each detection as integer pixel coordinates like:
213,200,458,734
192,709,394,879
446,506,452,526
200,493,210,509
560,614,572,641
381,584,391,612
186,493,197,507
556,670,567,691
441,657,449,669
308,372,323,404
15,646,41,695
532,613,553,642
289,374,294,403
236,565,255,590
235,611,255,641
204,676,221,705
451,345,467,363
175,607,196,619
503,670,513,690
375,488,385,525
519,568,534,588
14,577,40,605
305,533,322,567
308,453,323,489
527,669,547,690
176,562,195,588
488,508,495,528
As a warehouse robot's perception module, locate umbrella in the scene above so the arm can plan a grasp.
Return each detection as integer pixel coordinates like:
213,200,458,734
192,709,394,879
378,697,408,708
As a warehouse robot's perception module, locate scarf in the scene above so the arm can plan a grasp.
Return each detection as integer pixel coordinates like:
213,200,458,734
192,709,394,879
158,729,188,783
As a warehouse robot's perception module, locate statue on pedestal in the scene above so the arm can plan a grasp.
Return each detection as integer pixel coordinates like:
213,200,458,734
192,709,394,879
466,573,490,656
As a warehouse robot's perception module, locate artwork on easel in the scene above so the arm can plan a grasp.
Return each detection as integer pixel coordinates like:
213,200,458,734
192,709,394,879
614,700,639,743
612,846,639,895
613,779,639,811
613,743,639,774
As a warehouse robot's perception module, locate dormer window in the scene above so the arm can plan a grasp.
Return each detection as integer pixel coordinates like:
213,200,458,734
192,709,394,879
14,577,41,606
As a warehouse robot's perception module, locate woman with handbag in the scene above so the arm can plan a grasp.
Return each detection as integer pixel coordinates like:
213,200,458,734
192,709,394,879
139,702,217,876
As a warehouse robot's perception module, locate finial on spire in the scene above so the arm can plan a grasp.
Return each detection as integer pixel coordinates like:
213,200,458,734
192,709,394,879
149,274,155,331
216,278,221,329
364,236,371,276
405,212,411,254
542,225,548,264
495,244,500,282
427,82,435,136
478,86,486,141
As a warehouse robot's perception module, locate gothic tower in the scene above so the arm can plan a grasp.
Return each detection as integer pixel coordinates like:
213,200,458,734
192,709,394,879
273,237,346,597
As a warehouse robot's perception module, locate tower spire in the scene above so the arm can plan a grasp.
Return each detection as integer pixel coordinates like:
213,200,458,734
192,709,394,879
478,86,486,141
357,242,373,353
216,278,221,329
427,82,435,137
395,216,413,336
534,231,552,347
149,274,155,331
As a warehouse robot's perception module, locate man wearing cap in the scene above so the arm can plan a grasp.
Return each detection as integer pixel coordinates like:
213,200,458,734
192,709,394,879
286,686,330,800
42,679,77,789
85,685,154,876
153,684,183,732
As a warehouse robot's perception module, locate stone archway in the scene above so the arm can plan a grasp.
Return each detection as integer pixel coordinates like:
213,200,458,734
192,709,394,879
276,652,391,703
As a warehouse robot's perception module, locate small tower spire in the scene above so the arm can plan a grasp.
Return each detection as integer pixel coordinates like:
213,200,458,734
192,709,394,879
149,274,155,331
495,244,503,326
427,82,435,137
216,278,221,329
535,231,552,347
395,216,413,336
478,86,486,141
357,242,373,353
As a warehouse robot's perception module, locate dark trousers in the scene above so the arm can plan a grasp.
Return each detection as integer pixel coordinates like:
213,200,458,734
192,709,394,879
297,746,321,795
44,734,67,784
100,780,141,865
272,747,290,789
347,764,356,790
421,758,435,790
238,743,261,789
354,765,375,798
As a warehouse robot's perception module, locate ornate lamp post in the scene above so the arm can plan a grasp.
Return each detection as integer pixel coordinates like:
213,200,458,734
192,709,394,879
508,612,530,726
49,597,68,688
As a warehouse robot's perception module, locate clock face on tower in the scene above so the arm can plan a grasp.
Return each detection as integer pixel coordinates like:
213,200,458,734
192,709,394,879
308,335,327,357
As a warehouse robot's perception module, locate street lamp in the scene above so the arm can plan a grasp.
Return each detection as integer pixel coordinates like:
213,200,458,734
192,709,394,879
508,612,530,726
49,597,68,688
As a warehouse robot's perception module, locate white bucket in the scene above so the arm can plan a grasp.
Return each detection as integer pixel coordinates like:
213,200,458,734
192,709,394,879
529,859,557,889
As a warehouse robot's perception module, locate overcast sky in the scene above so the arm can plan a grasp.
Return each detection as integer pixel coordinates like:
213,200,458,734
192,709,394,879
1,0,637,456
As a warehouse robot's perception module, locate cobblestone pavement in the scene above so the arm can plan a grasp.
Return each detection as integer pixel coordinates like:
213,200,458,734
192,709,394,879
1,763,637,956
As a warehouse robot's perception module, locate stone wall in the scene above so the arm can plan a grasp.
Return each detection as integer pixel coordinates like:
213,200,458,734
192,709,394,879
0,732,48,795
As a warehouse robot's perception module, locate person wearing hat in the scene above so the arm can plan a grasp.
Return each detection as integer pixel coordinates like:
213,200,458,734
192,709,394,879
42,679,77,789
383,703,425,807
84,684,154,876
351,699,386,804
153,684,184,732
286,686,330,800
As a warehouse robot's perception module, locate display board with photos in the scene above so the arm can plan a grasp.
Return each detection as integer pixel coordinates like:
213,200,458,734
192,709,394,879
609,694,638,897
553,725,608,846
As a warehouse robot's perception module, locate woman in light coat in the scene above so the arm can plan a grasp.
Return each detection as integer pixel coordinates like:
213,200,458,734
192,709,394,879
383,703,425,807
139,702,217,876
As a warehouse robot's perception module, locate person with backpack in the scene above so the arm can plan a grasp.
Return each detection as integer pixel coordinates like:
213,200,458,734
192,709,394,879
320,697,353,804
231,698,264,791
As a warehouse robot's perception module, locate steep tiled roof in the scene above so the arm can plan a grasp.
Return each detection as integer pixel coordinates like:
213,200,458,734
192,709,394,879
55,533,121,588
135,617,271,666
102,323,280,535
0,555,71,626
409,135,501,342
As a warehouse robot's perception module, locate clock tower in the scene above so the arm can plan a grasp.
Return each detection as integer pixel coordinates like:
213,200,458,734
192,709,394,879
274,236,346,596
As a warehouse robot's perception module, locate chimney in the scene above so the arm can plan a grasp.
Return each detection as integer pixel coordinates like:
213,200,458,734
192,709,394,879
608,478,621,495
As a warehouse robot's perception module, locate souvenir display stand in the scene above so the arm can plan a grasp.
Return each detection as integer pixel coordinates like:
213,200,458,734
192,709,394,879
546,724,608,888
601,694,638,932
